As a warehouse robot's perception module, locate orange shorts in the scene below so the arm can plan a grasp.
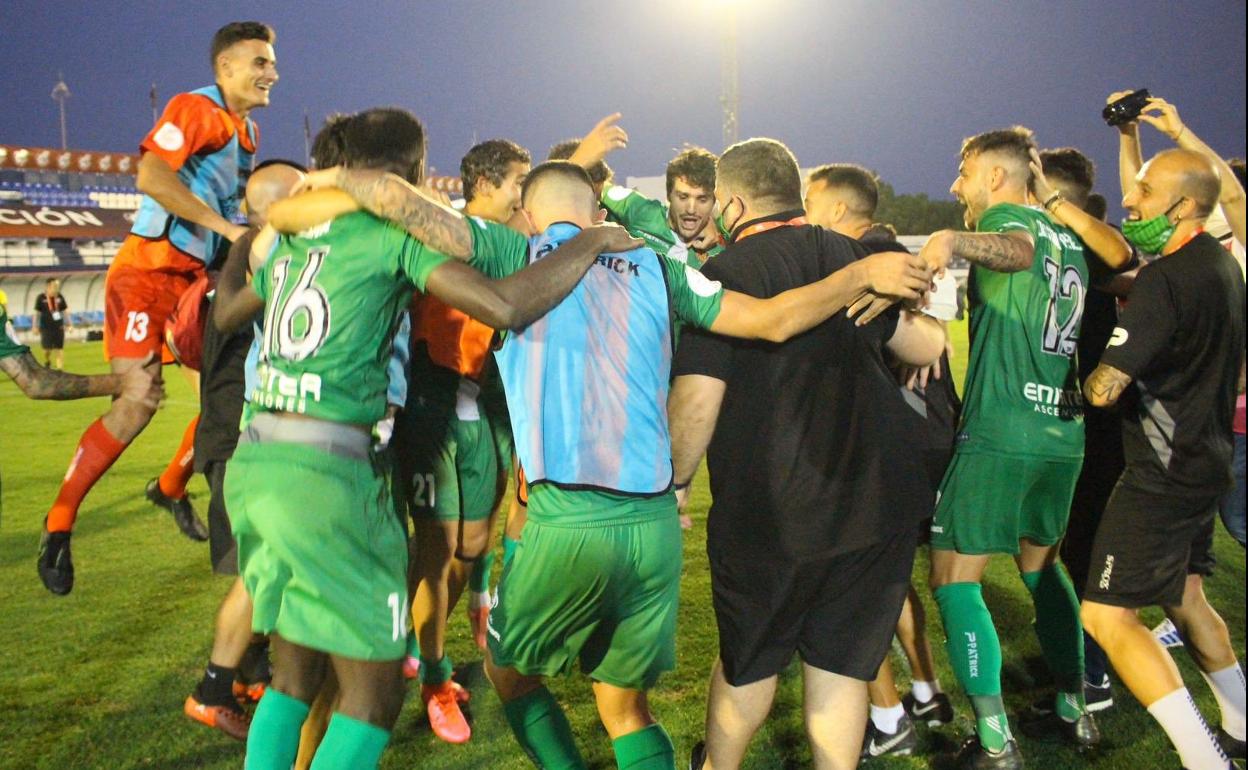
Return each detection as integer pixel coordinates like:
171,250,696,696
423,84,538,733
104,237,202,363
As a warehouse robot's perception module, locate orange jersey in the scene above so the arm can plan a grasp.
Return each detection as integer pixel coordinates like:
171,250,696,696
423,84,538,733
410,294,496,380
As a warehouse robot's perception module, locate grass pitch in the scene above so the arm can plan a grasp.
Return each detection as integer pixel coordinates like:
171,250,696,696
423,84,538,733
0,323,1243,769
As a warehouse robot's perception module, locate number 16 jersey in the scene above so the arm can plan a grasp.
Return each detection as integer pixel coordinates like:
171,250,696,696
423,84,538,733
251,211,450,425
958,203,1088,459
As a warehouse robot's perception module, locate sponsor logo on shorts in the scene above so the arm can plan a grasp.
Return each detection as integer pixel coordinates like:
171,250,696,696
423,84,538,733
965,632,979,678
1098,554,1115,590
1107,327,1128,347
1023,381,1083,418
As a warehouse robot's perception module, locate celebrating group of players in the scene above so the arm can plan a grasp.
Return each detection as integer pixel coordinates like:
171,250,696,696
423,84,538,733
3,19,1245,770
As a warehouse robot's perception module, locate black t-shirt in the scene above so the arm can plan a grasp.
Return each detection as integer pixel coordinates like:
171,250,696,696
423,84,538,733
34,293,67,331
673,212,931,561
194,231,257,470
1101,233,1245,497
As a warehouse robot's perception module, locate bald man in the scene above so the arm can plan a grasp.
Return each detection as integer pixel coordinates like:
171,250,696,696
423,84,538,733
1081,149,1245,770
184,159,306,741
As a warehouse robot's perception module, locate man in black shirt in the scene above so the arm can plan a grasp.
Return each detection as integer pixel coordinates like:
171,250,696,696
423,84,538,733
1082,148,1245,770
185,160,306,741
34,278,68,369
670,139,946,770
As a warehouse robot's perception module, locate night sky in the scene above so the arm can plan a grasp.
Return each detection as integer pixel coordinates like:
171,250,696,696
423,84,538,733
1,0,1244,211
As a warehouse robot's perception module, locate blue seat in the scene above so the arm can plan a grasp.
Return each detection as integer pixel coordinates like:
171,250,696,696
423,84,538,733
12,315,33,331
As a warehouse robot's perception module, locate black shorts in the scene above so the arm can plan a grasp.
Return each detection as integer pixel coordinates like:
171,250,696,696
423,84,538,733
204,460,238,575
1083,479,1216,608
709,528,916,686
1061,422,1126,591
40,327,65,350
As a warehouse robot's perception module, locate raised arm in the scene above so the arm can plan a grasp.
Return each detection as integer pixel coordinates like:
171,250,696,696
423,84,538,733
136,152,245,243
1030,148,1133,269
331,168,474,259
922,229,1034,275
1108,90,1145,200
567,113,628,172
423,224,642,331
708,250,931,342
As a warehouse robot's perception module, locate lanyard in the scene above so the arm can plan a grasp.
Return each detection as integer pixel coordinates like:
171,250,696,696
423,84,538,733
733,215,808,243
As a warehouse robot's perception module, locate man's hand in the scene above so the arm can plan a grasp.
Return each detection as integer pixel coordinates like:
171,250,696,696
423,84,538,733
569,113,628,167
225,223,248,243
1138,97,1185,142
861,251,933,299
897,357,942,391
583,222,644,253
918,231,955,276
1029,148,1057,204
119,352,164,409
293,167,341,195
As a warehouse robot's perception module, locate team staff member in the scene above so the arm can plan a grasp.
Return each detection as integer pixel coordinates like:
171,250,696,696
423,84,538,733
34,278,69,369
38,21,278,594
1081,148,1246,770
670,140,946,770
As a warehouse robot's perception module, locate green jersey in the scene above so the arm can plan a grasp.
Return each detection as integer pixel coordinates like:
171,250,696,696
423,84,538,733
958,203,1088,459
465,216,724,523
0,309,29,360
600,184,723,268
251,211,450,425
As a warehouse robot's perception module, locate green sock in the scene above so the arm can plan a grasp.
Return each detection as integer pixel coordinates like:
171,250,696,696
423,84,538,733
245,689,309,770
935,582,1011,752
469,551,495,594
613,723,675,770
1021,564,1087,718
501,686,586,770
419,654,453,686
405,630,420,659
309,713,390,770
502,535,519,569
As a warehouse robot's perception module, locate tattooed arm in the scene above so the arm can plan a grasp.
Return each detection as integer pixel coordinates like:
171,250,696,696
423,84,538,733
1083,363,1133,408
0,353,112,399
920,229,1035,275
335,169,474,260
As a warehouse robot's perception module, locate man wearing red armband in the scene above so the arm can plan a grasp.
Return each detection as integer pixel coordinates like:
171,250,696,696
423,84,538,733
37,21,277,595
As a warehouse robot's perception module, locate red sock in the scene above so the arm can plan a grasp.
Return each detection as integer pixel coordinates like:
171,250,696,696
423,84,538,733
158,414,199,500
46,418,128,533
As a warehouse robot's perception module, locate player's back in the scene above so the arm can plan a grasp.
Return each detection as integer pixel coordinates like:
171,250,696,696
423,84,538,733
960,203,1088,459
251,211,445,426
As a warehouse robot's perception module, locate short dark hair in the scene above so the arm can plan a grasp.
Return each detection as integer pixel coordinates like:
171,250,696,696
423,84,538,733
254,158,307,174
861,222,898,241
665,147,717,197
807,163,880,217
460,140,531,202
312,108,425,185
717,138,802,210
211,22,275,69
1040,147,1095,207
961,126,1035,185
547,139,612,186
1084,192,1108,221
45,277,58,285
521,160,594,207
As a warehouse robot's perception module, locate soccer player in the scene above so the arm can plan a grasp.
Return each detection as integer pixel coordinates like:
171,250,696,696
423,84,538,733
291,154,932,769
804,163,958,759
38,21,278,594
1081,148,1245,770
183,159,306,741
4,319,161,544
396,138,531,743
566,113,723,267
920,126,1130,768
213,108,646,770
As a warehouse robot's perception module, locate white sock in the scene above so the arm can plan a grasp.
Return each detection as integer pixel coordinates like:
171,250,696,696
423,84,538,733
870,703,905,733
1147,688,1230,770
467,590,490,611
911,680,940,702
1202,663,1247,741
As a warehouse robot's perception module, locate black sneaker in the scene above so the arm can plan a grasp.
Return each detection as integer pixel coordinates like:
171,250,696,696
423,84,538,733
953,737,1025,769
146,478,208,541
1019,706,1101,751
1084,674,1114,713
861,713,918,759
37,529,74,595
903,690,955,726
689,740,707,770
1217,727,1245,760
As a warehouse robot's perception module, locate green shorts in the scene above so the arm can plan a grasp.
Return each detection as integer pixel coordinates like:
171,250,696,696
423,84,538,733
395,401,499,523
930,450,1083,555
487,511,681,690
225,441,409,661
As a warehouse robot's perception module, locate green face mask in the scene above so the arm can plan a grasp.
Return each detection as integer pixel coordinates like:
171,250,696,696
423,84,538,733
1121,198,1184,254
